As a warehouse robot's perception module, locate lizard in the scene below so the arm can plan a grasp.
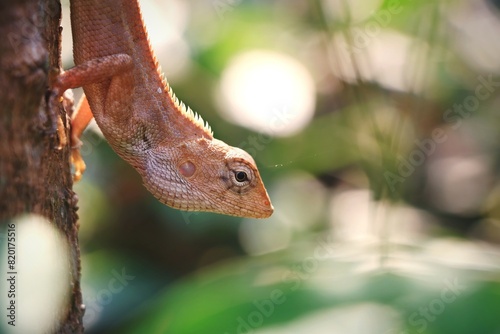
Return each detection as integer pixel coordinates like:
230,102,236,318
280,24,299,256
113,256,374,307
52,0,274,219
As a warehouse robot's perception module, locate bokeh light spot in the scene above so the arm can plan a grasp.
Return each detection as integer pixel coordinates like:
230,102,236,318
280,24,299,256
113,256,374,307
0,214,70,334
218,50,316,137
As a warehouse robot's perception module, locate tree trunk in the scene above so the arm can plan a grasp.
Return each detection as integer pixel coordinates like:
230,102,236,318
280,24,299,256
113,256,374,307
0,0,84,332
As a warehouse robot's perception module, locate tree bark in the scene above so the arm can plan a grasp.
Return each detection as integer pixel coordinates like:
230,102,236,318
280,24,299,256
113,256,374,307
0,0,83,332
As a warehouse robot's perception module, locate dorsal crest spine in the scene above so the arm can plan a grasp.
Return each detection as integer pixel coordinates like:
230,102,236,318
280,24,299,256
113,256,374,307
136,2,214,138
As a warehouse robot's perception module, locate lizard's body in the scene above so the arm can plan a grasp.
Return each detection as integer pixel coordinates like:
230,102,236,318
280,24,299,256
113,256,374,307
55,0,273,218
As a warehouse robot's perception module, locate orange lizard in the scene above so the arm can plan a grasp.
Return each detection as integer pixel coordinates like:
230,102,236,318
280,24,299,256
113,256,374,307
53,0,273,218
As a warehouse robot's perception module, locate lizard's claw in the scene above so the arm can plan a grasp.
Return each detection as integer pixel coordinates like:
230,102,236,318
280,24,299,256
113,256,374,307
48,69,74,150
71,148,86,182
56,115,67,150
70,131,85,182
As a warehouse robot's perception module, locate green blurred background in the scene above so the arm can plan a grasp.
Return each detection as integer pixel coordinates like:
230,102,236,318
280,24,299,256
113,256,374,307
61,0,500,333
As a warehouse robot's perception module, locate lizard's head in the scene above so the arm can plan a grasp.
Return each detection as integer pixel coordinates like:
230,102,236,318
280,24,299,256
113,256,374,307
142,138,274,218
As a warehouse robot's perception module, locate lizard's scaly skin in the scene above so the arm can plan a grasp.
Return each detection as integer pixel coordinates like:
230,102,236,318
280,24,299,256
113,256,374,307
58,0,273,218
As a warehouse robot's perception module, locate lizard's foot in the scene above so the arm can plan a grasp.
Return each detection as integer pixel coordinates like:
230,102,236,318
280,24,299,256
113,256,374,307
56,89,77,149
48,70,75,150
71,147,86,182
46,88,67,150
56,115,67,150
69,107,87,182
49,67,91,182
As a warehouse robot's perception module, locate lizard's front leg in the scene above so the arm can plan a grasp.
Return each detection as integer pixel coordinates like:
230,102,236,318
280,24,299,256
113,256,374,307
51,54,133,180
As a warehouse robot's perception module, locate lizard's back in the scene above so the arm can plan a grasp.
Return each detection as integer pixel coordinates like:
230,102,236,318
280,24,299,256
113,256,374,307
71,0,161,107
70,0,212,145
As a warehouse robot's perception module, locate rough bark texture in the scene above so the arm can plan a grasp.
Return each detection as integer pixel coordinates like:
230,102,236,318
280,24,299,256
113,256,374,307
0,0,84,332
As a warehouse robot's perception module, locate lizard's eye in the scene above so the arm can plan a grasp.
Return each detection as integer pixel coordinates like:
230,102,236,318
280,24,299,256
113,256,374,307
234,171,248,183
231,167,252,187
225,159,256,192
